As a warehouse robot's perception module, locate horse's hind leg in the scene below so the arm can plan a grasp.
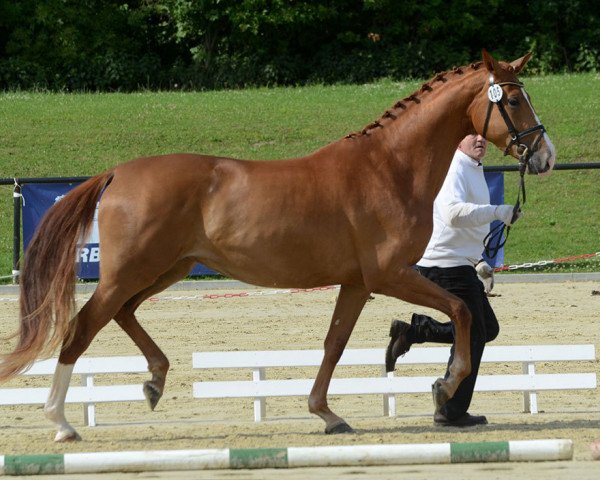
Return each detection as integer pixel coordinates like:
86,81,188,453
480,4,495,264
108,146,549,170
114,308,168,411
375,268,472,412
309,284,370,434
45,285,132,442
113,258,196,410
44,363,78,442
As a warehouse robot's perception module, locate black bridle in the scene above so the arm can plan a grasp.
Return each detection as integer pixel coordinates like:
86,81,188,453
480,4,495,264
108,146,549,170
481,74,546,258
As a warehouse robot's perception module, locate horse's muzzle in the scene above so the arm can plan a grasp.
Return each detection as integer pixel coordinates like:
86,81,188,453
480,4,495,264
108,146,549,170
527,144,556,175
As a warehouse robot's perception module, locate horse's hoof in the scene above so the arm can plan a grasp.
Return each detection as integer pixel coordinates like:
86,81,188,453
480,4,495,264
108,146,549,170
54,430,81,442
143,381,163,410
325,421,355,434
432,378,451,411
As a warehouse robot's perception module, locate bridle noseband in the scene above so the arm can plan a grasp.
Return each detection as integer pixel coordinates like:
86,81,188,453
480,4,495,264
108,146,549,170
481,74,546,259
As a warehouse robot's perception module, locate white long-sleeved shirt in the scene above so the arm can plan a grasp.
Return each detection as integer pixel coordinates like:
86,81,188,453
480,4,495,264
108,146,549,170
418,149,498,268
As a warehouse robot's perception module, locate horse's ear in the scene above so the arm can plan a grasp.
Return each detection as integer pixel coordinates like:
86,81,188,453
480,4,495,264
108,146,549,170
510,53,532,74
482,49,501,75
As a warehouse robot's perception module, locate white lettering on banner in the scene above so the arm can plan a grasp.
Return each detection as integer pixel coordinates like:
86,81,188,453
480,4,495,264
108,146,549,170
89,247,100,262
79,247,100,263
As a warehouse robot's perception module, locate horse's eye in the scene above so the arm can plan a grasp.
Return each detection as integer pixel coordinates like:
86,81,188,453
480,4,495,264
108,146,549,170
508,97,519,107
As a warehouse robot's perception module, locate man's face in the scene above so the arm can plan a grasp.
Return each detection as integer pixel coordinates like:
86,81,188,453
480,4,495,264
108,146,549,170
458,134,488,161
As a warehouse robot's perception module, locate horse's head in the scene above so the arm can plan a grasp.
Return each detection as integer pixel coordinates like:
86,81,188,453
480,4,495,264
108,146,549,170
471,49,556,175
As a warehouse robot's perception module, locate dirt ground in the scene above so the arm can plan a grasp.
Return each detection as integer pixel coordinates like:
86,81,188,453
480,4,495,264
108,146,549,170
0,279,599,479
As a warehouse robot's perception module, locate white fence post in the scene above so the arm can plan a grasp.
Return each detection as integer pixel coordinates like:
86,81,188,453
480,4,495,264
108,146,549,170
253,367,266,421
522,361,538,414
383,368,396,417
81,373,96,426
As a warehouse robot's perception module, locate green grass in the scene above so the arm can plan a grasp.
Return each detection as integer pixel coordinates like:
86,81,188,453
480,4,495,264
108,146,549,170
1,74,599,279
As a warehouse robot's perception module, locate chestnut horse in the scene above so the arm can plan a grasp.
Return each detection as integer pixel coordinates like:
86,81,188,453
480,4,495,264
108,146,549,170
1,50,555,441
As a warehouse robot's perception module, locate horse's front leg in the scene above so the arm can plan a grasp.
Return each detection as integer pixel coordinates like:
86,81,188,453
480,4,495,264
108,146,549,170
375,268,472,412
309,284,370,434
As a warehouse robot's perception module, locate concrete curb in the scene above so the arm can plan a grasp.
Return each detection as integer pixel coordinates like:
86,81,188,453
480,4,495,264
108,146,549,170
0,272,598,296
494,272,600,283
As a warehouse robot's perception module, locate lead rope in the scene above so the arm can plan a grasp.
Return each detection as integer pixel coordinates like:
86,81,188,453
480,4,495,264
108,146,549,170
483,160,526,258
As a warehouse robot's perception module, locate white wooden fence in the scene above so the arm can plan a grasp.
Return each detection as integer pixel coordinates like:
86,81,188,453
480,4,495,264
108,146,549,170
0,356,148,426
1,345,595,426
192,345,597,421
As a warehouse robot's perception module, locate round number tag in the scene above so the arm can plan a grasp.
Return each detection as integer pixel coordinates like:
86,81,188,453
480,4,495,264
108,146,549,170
487,84,503,103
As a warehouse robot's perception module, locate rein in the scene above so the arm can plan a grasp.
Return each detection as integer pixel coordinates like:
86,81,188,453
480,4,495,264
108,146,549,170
481,74,545,258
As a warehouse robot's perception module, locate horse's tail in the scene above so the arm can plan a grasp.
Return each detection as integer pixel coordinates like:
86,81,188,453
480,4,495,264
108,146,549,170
0,170,114,381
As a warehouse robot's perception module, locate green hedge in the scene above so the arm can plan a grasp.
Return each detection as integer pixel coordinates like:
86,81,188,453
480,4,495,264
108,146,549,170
0,0,599,91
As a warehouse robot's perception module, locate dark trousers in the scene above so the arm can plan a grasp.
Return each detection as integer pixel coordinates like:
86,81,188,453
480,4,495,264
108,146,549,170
415,265,499,419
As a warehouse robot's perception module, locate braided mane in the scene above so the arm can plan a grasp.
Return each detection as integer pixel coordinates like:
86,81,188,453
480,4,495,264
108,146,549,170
345,61,484,138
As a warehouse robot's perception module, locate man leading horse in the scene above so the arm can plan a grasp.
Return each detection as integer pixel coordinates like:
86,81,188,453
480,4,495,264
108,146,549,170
386,133,521,427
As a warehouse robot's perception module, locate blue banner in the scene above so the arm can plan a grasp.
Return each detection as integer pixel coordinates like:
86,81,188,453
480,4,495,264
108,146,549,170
21,174,504,280
21,183,101,279
483,171,505,268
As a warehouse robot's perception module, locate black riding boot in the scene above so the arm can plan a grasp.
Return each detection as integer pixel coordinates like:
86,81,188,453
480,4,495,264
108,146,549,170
385,314,454,372
410,313,454,344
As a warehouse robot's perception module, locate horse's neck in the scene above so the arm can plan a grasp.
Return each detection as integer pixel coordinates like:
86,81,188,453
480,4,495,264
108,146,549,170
378,73,483,197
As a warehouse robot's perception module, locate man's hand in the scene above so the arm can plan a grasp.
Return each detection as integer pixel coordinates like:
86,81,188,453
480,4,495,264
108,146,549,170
476,260,494,294
494,204,522,225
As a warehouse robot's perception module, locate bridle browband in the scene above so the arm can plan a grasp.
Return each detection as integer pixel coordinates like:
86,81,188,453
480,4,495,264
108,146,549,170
481,74,546,258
